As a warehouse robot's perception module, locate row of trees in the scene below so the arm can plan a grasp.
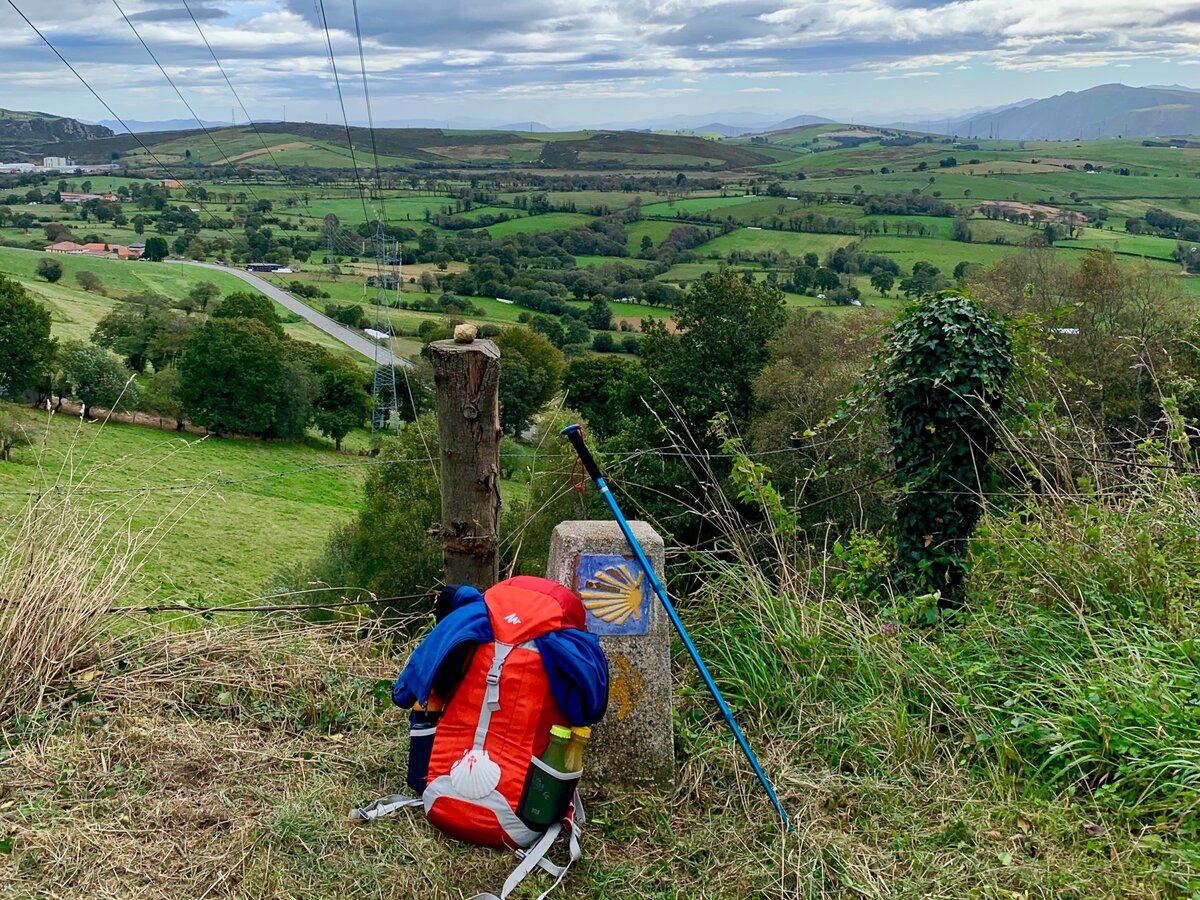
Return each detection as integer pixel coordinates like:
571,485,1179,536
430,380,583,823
0,275,373,448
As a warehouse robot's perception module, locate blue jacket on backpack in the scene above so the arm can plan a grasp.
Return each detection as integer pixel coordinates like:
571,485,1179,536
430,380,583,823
392,585,608,726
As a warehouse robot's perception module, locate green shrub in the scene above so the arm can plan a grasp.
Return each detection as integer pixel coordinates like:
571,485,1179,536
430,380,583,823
878,292,1013,607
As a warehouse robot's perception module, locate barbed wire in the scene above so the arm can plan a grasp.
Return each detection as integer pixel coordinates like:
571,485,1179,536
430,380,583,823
110,590,432,615
0,441,840,499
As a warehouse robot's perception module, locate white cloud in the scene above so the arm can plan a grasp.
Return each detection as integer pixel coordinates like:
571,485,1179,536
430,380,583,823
875,71,941,80
1,0,1196,122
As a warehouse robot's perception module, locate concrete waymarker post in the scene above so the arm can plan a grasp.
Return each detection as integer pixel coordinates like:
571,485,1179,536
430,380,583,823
546,521,675,792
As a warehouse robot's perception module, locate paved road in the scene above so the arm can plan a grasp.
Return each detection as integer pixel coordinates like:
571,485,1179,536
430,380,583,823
168,260,414,370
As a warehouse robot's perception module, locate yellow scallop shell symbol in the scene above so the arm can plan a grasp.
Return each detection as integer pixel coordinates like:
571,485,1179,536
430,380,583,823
580,564,644,626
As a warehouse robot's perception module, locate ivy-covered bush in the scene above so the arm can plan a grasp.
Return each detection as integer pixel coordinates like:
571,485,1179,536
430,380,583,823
880,292,1013,607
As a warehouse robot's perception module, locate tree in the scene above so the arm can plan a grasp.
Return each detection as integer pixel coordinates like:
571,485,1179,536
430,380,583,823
0,276,55,399
44,222,72,243
641,271,785,438
900,261,944,299
178,318,283,436
36,258,63,283
313,357,371,450
13,213,35,233
562,356,651,439
529,314,566,348
268,356,320,440
564,318,590,347
813,267,840,291
494,327,566,436
187,281,220,311
586,297,613,331
92,304,166,373
143,236,169,261
58,341,140,418
211,291,283,336
591,331,616,352
75,270,104,294
0,413,34,462
419,270,437,294
870,271,895,296
139,367,185,430
951,215,973,243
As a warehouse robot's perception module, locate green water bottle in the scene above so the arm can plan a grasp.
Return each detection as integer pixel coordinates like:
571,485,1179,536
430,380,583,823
521,725,572,828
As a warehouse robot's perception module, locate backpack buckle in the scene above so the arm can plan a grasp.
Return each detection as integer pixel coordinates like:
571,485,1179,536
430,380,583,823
484,642,514,711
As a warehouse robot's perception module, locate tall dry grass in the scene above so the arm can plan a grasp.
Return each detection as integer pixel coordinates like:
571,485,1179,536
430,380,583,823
0,407,209,720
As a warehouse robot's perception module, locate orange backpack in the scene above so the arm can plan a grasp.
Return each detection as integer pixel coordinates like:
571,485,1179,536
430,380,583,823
351,576,608,899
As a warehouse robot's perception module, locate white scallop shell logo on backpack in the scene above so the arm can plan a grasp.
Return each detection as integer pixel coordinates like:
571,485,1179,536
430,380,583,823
449,748,502,799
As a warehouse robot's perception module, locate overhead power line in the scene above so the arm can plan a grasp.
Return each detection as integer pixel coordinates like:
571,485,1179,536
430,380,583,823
110,0,266,207
179,0,310,210
350,0,386,223
315,0,374,226
5,0,229,232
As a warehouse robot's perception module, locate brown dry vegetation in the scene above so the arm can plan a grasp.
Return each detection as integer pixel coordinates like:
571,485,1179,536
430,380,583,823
0,614,1172,899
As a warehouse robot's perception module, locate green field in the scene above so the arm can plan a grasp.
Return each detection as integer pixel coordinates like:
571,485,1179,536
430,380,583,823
624,219,681,253
697,228,855,258
0,247,376,363
475,212,593,237
0,403,366,602
640,195,760,216
1056,228,1183,261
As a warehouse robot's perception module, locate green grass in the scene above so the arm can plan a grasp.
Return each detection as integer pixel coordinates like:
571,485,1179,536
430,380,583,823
0,403,365,602
5,440,1197,897
640,195,761,216
857,235,1020,272
571,255,652,269
1057,228,1183,261
698,229,855,258
624,219,681,254
474,212,594,237
0,245,245,299
498,191,648,211
0,246,374,362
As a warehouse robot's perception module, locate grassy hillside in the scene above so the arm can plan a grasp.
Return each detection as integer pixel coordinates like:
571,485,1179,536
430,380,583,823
0,403,366,602
0,247,373,363
43,124,774,171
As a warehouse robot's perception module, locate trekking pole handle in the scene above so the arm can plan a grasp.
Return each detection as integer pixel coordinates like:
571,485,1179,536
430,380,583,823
561,424,603,483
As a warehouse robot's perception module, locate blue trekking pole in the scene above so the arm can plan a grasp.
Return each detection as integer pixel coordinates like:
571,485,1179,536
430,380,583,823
561,424,791,831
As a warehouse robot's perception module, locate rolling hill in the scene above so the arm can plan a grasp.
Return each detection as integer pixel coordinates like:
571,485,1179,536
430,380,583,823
35,121,775,171
0,107,112,157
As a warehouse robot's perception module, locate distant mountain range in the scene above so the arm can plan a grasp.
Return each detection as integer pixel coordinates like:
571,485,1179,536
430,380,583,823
904,84,1200,140
95,118,232,133
9,82,1200,157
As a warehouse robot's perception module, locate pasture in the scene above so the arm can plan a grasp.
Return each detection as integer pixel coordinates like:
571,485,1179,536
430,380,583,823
0,403,365,602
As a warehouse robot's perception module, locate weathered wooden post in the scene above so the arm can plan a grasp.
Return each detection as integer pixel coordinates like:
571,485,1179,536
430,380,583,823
429,326,501,590
547,521,675,793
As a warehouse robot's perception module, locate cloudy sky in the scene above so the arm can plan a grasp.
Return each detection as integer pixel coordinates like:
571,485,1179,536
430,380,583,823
2,0,1199,128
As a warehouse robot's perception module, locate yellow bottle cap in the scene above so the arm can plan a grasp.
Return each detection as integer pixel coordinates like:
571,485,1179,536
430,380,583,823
550,725,572,740
570,727,592,740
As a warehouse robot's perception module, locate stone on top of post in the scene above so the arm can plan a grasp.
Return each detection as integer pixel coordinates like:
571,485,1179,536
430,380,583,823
546,520,675,793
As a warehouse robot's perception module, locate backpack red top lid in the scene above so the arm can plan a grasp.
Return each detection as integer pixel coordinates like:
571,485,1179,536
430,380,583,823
485,575,585,644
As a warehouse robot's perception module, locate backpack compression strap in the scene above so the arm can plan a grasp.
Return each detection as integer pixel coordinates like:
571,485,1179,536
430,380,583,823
348,795,423,823
469,808,583,900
